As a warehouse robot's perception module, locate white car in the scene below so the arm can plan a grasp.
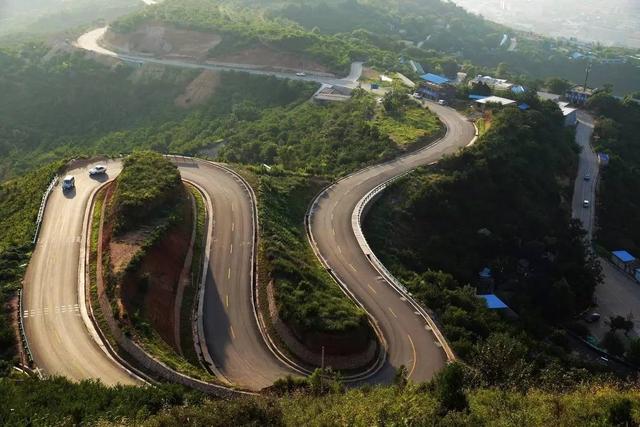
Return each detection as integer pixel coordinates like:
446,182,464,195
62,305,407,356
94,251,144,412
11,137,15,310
583,200,590,208
296,72,306,77
62,175,75,191
438,99,447,105
89,165,107,176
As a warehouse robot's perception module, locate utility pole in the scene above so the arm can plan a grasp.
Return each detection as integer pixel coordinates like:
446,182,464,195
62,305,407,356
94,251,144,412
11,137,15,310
583,62,592,92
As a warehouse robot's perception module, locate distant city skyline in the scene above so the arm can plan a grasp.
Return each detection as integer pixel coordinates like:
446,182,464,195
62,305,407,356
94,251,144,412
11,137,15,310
450,0,640,49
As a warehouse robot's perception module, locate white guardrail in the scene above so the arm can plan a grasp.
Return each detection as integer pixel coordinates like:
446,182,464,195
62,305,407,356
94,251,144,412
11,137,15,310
351,172,456,363
32,176,59,244
19,175,58,372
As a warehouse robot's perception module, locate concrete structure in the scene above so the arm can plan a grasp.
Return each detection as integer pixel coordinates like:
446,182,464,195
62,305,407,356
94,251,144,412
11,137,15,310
313,84,353,103
611,250,637,274
557,101,578,126
538,91,561,102
418,73,456,101
566,86,594,105
475,96,517,109
408,60,425,75
470,74,523,93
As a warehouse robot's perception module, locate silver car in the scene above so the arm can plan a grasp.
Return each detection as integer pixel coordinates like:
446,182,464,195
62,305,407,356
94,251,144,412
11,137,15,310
89,165,107,176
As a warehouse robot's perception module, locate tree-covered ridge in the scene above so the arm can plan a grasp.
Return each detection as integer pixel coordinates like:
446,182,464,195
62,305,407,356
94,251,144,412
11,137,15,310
588,93,640,254
112,151,182,234
0,44,314,178
365,103,602,377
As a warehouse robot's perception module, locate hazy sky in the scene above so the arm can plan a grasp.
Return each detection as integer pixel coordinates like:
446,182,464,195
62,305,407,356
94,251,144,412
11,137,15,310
450,0,640,48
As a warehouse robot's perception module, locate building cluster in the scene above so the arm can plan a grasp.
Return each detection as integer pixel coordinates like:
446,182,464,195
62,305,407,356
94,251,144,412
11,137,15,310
469,74,525,94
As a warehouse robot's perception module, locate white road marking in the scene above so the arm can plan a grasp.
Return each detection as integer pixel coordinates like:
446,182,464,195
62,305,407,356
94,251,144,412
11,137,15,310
367,284,377,294
388,307,398,319
227,268,231,279
232,222,235,232
349,263,357,272
337,245,342,254
226,294,229,308
230,326,236,339
230,244,233,254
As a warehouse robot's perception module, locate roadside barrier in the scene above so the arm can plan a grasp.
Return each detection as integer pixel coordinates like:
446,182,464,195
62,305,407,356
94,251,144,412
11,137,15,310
32,176,58,244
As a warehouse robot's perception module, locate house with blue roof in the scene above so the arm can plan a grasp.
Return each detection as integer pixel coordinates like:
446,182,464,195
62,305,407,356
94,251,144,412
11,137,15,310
417,72,456,101
478,294,508,310
612,250,638,274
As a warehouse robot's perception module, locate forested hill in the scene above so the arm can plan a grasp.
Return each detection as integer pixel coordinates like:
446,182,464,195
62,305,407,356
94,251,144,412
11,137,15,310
111,0,640,94
365,101,602,382
588,93,640,254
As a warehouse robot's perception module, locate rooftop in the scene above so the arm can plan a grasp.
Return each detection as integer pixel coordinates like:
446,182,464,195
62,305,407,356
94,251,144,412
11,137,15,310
475,96,517,106
568,86,594,95
612,250,636,263
478,294,509,310
420,73,450,85
557,101,577,117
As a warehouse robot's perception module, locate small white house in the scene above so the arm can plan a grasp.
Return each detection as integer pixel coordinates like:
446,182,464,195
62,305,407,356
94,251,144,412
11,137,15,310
557,102,578,126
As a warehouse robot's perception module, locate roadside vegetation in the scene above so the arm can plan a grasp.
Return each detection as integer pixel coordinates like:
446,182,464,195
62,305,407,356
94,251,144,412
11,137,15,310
2,374,640,426
103,152,212,381
587,92,640,254
365,103,603,383
0,161,64,374
257,173,370,352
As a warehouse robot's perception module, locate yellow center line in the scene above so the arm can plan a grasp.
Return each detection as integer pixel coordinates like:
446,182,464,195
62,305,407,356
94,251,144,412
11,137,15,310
367,284,377,294
407,334,417,379
226,294,229,308
227,267,231,279
388,307,398,319
349,263,357,272
230,325,236,339
232,222,235,232
337,245,342,254
230,244,233,254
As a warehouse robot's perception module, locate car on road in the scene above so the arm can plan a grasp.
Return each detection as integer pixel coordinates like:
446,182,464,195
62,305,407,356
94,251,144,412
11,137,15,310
583,200,590,208
89,165,107,176
584,174,591,181
62,175,75,191
296,72,306,77
438,99,447,105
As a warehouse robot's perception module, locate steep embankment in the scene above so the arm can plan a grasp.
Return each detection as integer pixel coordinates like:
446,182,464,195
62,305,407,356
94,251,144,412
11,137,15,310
102,152,193,353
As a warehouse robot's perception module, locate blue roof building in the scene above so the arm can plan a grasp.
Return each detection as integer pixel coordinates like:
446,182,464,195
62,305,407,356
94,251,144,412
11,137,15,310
420,73,450,85
612,250,638,273
518,103,530,110
478,294,508,309
469,94,489,100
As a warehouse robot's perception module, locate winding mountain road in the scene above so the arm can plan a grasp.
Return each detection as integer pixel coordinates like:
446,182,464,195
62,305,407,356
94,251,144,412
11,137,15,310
24,29,473,389
23,158,295,389
310,103,475,383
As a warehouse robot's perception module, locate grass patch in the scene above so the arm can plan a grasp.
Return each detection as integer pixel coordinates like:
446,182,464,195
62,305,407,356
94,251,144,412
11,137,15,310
258,173,368,341
375,105,441,145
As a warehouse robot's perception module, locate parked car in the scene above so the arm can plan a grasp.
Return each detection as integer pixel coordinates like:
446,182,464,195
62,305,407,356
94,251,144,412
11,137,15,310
585,312,601,323
89,165,107,176
295,72,306,77
584,174,591,181
583,200,590,208
62,175,75,191
438,99,446,105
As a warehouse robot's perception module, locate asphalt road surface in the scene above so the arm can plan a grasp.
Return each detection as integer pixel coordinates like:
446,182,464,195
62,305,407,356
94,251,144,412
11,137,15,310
176,159,294,390
571,113,598,239
24,158,295,389
310,102,475,383
571,112,640,339
23,160,136,385
76,27,363,89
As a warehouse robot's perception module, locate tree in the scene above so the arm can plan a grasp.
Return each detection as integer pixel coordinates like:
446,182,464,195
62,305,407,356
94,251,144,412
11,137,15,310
625,338,640,365
433,362,468,413
608,315,633,335
601,331,625,357
394,365,408,389
545,77,572,94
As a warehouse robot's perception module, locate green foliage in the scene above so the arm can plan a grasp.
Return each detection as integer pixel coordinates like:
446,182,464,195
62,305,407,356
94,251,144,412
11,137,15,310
601,331,625,357
433,362,468,413
0,376,202,426
258,174,366,336
112,151,182,234
365,105,602,388
588,94,640,254
220,90,400,177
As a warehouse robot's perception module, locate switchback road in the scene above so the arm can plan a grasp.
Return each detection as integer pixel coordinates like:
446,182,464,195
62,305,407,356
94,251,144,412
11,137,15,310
310,102,475,383
24,158,295,389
